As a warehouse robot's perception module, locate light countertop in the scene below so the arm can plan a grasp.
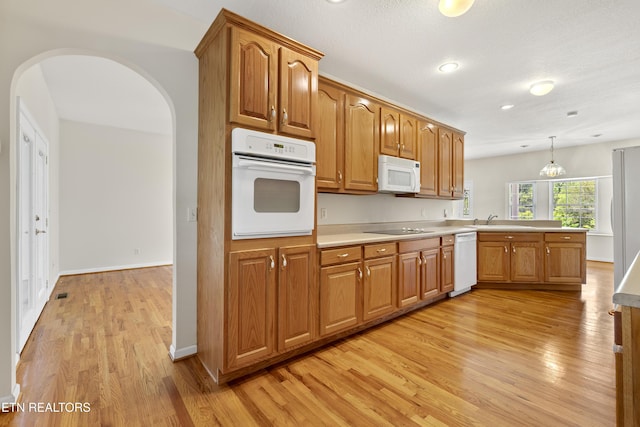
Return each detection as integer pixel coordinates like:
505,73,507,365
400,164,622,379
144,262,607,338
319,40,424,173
317,221,587,249
613,252,640,308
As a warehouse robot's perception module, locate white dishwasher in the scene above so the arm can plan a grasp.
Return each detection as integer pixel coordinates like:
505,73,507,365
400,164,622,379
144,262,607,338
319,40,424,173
450,232,477,297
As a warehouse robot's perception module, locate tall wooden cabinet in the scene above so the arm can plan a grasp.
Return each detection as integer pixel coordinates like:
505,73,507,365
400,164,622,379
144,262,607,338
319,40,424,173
417,121,439,197
316,83,344,190
195,9,323,384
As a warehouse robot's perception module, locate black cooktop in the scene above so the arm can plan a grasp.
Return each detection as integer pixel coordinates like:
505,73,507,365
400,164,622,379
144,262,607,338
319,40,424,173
366,228,434,235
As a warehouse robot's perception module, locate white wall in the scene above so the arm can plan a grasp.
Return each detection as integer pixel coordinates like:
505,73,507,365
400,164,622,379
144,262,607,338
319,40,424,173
466,138,640,262
15,64,60,289
318,193,457,225
59,121,172,273
0,18,198,403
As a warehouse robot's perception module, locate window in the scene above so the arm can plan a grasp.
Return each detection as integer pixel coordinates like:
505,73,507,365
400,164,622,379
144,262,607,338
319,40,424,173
550,179,596,229
508,182,535,219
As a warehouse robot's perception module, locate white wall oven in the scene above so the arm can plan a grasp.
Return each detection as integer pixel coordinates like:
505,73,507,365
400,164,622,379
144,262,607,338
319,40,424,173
231,128,316,240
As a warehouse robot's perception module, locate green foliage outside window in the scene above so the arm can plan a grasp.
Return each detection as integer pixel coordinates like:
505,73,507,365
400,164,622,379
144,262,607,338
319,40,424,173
508,182,535,219
552,180,596,229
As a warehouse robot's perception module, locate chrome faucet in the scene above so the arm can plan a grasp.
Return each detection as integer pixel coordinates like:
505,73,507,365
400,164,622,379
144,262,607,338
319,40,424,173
487,214,498,224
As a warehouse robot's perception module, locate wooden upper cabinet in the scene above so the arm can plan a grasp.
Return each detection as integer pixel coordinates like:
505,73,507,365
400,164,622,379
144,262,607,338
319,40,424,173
380,107,400,156
278,48,318,138
228,26,319,139
452,132,464,199
380,109,417,159
417,121,438,197
399,114,417,159
316,83,344,190
229,27,278,131
344,93,379,192
438,128,453,197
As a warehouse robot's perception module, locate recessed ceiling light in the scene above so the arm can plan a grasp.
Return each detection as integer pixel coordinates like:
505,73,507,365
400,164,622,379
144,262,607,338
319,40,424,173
439,0,475,17
520,145,529,148
529,80,555,96
566,111,578,118
592,134,603,138
326,0,346,3
500,104,515,110
438,62,459,73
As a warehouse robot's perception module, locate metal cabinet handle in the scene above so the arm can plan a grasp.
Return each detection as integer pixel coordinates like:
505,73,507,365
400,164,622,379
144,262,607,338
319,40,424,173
563,236,571,240
337,253,349,258
504,246,508,253
418,257,422,266
402,144,405,151
512,246,516,254
366,266,371,277
397,143,400,150
269,106,276,122
423,256,427,264
377,248,387,253
443,253,447,260
338,170,343,183
281,108,288,125
357,267,363,280
506,236,514,239
546,247,550,255
269,255,275,270
281,254,287,269
36,229,46,235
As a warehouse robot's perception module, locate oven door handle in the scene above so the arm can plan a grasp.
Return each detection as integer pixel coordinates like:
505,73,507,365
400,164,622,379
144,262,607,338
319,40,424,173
237,158,315,175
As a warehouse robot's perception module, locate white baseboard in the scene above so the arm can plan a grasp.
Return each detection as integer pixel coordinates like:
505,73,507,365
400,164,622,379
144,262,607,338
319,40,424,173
169,344,197,361
59,261,173,277
0,384,20,405
587,257,614,263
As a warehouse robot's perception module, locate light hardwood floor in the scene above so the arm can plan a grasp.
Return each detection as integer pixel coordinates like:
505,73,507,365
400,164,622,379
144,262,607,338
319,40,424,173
1,262,616,426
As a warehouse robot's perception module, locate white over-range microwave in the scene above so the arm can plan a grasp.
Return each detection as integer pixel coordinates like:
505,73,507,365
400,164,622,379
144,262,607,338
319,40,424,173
231,128,316,240
377,154,421,194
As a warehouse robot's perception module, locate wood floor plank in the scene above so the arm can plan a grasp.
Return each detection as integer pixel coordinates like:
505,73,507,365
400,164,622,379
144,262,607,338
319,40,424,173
1,262,616,426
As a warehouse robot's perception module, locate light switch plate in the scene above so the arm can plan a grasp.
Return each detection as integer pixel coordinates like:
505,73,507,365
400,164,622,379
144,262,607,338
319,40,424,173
188,207,198,222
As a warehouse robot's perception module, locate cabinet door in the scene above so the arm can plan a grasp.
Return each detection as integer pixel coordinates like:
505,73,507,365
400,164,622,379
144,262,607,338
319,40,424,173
477,241,510,282
438,128,453,197
440,245,454,293
228,249,277,369
452,132,464,199
398,252,420,307
399,114,417,159
278,245,316,352
545,243,586,283
511,242,542,282
319,262,361,336
380,107,400,156
421,248,440,299
278,47,318,138
316,84,344,190
363,256,397,321
417,121,438,197
229,27,278,131
344,94,379,192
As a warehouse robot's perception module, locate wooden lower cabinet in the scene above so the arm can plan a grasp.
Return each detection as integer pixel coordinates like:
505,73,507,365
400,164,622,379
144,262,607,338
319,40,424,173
363,255,397,321
440,244,455,293
477,231,586,289
278,245,317,351
319,261,361,336
398,252,421,307
227,244,316,370
421,248,440,299
227,248,277,370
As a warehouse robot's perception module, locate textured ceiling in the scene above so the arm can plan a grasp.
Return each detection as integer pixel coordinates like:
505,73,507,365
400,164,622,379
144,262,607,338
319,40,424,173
7,0,640,158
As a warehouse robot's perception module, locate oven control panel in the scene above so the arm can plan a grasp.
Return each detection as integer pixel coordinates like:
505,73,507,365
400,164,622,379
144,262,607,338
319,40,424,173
231,128,316,163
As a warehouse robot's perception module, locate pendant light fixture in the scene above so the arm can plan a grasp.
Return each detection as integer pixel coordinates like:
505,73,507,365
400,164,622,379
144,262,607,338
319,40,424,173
439,0,475,17
539,136,566,178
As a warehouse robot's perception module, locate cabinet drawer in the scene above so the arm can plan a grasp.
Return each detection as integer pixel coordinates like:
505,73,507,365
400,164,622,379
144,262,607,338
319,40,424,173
399,237,440,253
477,232,543,242
441,235,455,246
364,242,397,259
320,246,362,266
544,232,586,243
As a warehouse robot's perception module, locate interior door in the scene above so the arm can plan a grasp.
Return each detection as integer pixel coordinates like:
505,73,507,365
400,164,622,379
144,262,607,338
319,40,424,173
17,107,50,352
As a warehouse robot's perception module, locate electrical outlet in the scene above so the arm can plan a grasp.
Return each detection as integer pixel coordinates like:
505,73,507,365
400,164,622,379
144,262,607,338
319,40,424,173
187,207,197,222
421,208,428,218
443,209,448,218
134,248,140,255
320,208,328,219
